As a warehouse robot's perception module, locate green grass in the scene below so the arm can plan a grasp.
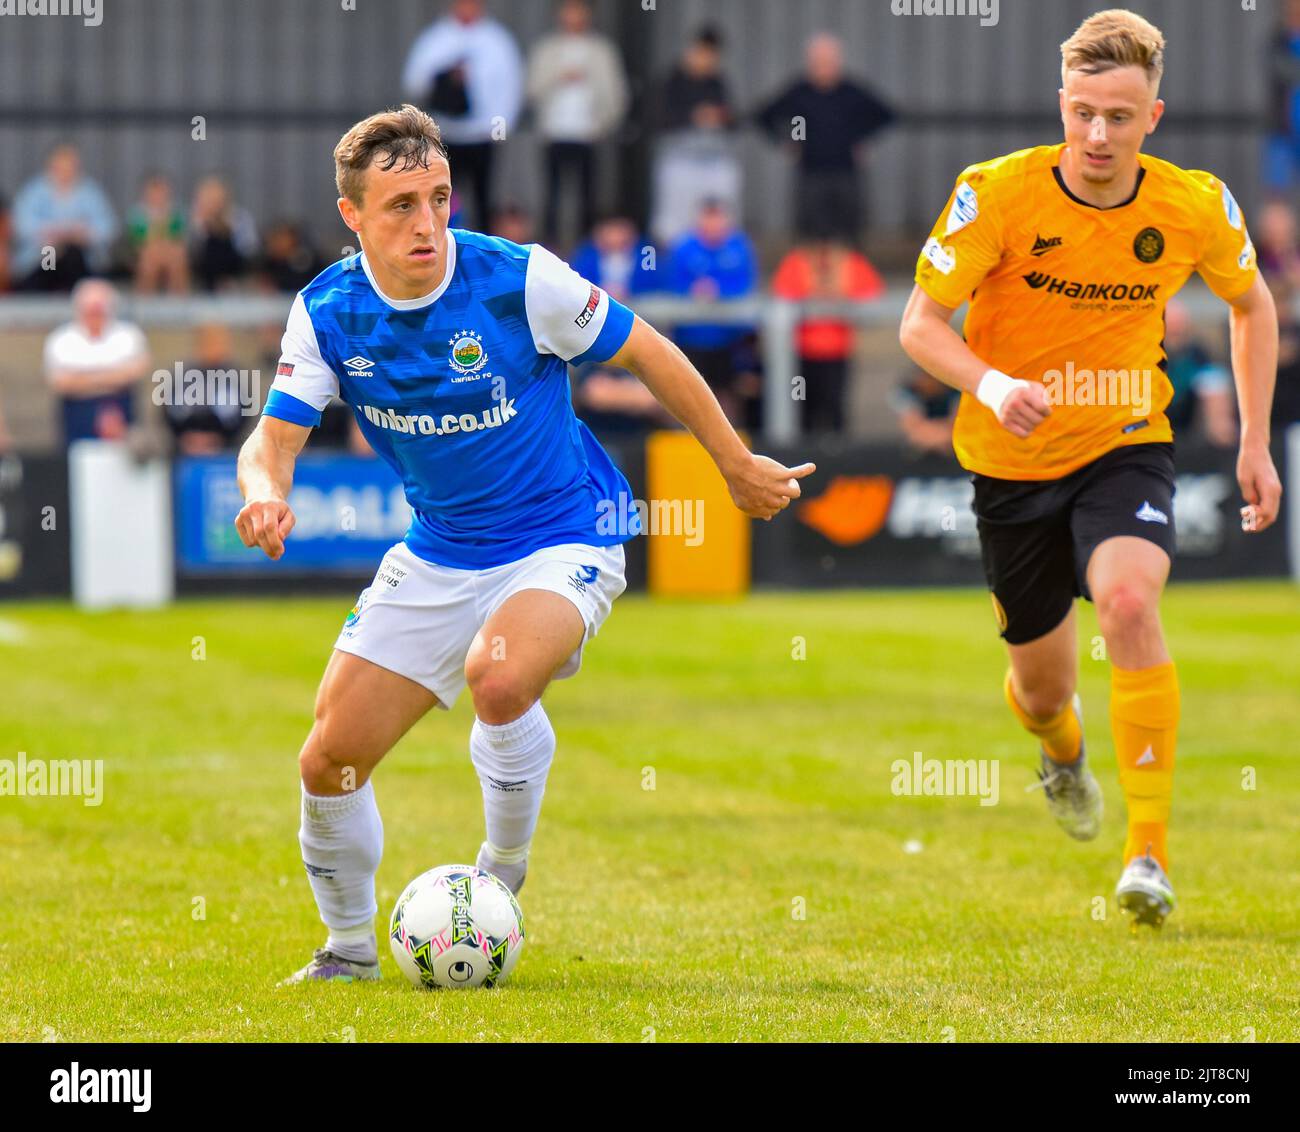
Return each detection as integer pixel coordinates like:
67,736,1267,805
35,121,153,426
1,582,1297,1042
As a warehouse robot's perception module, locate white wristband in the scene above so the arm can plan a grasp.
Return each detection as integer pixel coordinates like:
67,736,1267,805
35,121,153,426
975,369,1027,417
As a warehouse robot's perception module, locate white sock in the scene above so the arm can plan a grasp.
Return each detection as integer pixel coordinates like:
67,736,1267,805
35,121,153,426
469,701,555,891
299,779,382,962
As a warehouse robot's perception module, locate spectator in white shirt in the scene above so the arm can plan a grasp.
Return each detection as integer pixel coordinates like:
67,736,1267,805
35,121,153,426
44,279,150,447
527,0,629,246
402,0,524,231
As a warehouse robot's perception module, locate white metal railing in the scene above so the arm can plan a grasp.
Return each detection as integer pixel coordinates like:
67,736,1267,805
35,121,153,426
0,282,1245,442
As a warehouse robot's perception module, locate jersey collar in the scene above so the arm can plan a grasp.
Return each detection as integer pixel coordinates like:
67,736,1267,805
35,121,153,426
359,229,457,310
1051,150,1146,211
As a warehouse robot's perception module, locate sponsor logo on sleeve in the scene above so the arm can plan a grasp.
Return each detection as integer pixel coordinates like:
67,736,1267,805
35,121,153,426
922,237,957,275
1221,182,1243,230
944,182,979,235
1238,239,1256,271
575,284,602,329
276,362,295,378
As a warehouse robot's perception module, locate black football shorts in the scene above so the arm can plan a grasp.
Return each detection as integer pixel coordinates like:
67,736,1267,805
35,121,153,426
971,442,1176,645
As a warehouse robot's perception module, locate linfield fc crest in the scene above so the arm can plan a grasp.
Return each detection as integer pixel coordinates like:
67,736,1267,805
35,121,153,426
448,330,488,375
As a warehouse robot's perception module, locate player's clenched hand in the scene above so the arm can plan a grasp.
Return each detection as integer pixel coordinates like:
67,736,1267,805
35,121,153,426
235,497,296,560
997,382,1052,438
1237,444,1282,534
725,455,817,520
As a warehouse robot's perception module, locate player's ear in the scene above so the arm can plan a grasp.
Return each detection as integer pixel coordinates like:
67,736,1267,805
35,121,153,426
337,195,361,234
1147,98,1165,134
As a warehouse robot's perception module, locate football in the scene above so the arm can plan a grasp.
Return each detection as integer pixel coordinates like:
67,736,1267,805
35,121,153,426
388,865,525,989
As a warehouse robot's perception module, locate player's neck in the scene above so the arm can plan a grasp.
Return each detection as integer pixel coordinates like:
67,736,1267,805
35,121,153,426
1058,145,1141,209
362,244,449,302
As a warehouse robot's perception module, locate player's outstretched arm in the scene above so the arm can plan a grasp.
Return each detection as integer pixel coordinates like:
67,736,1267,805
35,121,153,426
1226,274,1283,534
899,284,1051,439
234,415,311,560
603,315,815,520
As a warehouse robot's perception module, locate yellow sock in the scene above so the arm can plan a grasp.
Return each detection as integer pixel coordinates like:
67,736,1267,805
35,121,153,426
1110,661,1179,872
1003,669,1082,764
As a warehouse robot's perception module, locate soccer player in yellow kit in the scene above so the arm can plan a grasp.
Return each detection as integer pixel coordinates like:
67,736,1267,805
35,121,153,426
899,9,1282,927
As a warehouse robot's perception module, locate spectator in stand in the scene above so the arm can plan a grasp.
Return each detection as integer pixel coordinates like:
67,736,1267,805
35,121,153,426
755,32,895,242
0,195,12,293
666,198,758,424
490,203,534,246
127,173,188,294
402,0,524,231
1163,298,1237,449
1270,277,1300,430
1265,0,1300,192
1254,199,1300,292
891,367,961,457
258,221,323,294
571,363,676,443
189,176,259,292
164,323,248,455
0,398,10,453
43,279,150,446
649,26,741,247
771,232,884,433
528,0,629,248
570,215,657,302
12,144,117,291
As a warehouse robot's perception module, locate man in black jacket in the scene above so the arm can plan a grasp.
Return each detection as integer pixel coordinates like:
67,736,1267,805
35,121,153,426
755,33,895,244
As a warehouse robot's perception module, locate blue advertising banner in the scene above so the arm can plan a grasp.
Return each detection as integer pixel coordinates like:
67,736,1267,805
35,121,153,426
174,454,410,574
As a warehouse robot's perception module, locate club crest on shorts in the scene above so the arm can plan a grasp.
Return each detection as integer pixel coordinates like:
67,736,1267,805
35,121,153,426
448,330,488,375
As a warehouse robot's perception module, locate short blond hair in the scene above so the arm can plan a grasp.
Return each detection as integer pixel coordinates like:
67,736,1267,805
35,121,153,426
1060,9,1165,89
333,104,449,206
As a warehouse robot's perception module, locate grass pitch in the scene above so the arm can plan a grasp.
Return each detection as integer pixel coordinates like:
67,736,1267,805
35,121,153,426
1,582,1296,1042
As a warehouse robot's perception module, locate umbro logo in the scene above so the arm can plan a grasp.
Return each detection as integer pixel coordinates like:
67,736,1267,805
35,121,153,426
1031,234,1063,256
1135,500,1168,525
343,355,375,377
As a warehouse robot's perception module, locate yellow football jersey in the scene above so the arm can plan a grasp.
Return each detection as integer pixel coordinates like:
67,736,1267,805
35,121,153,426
914,142,1257,480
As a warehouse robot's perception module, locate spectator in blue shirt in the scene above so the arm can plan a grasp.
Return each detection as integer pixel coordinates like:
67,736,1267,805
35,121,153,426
570,215,658,303
665,199,758,423
12,145,118,291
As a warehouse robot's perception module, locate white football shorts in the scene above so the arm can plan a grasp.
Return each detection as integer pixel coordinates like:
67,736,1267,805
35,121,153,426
333,540,627,708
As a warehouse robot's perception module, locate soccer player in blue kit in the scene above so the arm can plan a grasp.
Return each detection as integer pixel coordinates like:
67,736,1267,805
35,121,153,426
235,105,815,983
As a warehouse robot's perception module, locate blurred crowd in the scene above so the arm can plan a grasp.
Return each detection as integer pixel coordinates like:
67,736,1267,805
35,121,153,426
1,0,1298,458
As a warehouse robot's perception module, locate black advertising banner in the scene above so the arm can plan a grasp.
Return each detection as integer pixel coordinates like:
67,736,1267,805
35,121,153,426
753,440,1291,589
0,455,72,599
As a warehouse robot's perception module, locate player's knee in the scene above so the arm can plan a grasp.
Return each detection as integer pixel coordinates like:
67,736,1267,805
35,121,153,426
465,661,532,724
1016,678,1073,720
1095,583,1157,639
298,717,368,794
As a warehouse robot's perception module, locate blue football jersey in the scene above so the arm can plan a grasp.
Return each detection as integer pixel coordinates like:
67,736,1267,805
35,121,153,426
263,229,642,568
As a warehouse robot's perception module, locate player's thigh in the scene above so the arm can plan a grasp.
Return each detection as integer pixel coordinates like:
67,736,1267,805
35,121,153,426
1085,536,1171,614
1071,443,1175,606
303,649,439,786
464,588,587,712
974,491,1077,648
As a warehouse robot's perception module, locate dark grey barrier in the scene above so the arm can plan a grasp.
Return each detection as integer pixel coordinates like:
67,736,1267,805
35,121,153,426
751,439,1292,589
